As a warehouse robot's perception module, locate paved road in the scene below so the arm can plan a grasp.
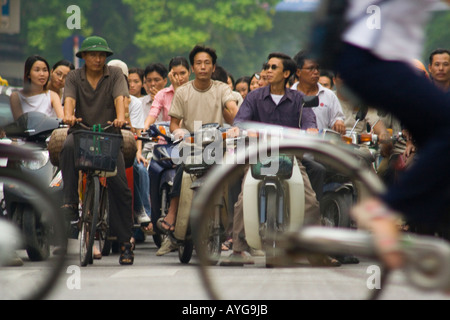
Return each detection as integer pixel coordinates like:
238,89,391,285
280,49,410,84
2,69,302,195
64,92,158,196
35,236,449,301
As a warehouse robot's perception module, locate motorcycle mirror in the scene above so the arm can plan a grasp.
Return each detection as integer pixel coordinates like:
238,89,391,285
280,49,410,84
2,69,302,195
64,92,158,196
355,105,368,121
299,96,319,129
303,96,319,108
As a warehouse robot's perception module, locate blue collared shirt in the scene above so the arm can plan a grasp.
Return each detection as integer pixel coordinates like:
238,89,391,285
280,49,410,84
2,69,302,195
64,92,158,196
233,85,317,129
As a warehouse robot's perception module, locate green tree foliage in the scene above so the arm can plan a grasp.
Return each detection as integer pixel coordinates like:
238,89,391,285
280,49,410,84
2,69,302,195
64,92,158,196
20,0,92,63
19,0,136,66
424,11,450,64
10,1,449,81
122,0,280,78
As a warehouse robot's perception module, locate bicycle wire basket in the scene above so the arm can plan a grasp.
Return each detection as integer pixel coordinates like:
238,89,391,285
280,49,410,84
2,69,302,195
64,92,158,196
73,130,123,172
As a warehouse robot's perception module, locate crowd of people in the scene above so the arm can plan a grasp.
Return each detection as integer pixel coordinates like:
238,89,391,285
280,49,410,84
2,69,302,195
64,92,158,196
3,0,450,269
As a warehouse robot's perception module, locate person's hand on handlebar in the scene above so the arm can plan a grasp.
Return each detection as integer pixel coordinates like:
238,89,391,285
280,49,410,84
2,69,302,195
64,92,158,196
63,115,82,127
111,118,128,128
332,120,346,135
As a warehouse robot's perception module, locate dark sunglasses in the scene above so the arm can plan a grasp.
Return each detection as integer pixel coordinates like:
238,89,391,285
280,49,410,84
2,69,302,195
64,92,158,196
302,65,320,72
265,64,280,71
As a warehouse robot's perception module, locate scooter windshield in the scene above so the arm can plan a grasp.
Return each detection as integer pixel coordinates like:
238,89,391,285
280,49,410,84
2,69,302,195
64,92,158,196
3,112,60,138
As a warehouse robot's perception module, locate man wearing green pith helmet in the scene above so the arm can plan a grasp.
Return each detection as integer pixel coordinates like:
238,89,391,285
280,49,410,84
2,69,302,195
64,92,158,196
60,36,135,265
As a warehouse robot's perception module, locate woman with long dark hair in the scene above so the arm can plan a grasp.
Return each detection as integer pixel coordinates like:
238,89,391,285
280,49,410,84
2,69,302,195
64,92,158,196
10,55,64,120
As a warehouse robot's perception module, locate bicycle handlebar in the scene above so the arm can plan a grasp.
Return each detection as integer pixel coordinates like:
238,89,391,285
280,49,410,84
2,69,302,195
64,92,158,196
76,122,114,131
283,226,450,292
76,122,132,132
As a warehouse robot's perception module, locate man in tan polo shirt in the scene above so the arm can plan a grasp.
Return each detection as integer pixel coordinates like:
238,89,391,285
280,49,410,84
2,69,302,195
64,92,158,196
155,45,238,254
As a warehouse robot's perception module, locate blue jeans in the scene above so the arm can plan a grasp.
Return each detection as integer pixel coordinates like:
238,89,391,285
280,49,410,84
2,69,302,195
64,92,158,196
133,158,151,217
337,44,450,227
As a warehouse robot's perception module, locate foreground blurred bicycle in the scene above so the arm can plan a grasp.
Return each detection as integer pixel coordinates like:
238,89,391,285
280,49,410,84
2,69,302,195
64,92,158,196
0,143,66,299
191,124,450,300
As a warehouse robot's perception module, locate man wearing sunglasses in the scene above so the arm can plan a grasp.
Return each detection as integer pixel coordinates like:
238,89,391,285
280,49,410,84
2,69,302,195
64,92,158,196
225,52,341,266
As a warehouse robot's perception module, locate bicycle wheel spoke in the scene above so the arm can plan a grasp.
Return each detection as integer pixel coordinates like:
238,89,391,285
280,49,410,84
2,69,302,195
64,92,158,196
80,177,100,267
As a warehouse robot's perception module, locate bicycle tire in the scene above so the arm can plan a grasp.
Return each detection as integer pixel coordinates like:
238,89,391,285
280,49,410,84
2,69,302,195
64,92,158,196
178,227,194,264
80,175,100,267
207,205,223,265
320,190,352,228
22,205,50,261
264,188,278,267
98,186,112,256
0,167,66,300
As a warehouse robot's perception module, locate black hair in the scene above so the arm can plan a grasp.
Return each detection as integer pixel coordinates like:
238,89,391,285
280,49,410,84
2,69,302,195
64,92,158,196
429,48,450,65
23,55,50,89
129,67,146,95
169,56,190,71
211,65,229,84
52,59,75,71
236,76,250,87
293,50,311,69
189,45,218,66
320,69,335,87
267,52,297,85
228,72,235,89
144,63,168,79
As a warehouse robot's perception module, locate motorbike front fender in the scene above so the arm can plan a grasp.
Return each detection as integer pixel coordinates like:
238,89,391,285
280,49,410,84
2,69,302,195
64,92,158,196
243,157,305,250
243,169,261,249
174,172,195,241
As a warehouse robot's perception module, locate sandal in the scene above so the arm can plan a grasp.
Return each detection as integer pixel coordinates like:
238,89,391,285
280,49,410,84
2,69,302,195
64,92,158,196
334,254,359,264
119,243,134,265
93,245,102,259
221,238,233,251
142,222,155,236
130,237,136,251
307,254,341,267
156,217,175,235
219,251,254,267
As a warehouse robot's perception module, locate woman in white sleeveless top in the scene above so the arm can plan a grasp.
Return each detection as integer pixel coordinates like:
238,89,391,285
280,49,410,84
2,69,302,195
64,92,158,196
9,55,64,121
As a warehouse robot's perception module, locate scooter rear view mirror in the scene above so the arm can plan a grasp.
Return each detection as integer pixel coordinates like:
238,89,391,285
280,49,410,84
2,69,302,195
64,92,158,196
355,105,368,121
303,96,319,108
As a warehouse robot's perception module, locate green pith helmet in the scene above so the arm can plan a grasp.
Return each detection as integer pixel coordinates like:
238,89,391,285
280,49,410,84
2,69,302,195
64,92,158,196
76,36,114,58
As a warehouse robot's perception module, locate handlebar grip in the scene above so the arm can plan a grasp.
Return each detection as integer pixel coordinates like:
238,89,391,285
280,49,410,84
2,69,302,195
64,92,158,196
285,226,450,292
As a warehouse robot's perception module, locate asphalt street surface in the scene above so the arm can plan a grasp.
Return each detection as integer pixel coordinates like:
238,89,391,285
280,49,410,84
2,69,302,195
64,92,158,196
32,235,450,301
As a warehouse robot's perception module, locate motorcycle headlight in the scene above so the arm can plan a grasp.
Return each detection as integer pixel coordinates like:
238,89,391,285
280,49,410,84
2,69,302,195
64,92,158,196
21,151,49,170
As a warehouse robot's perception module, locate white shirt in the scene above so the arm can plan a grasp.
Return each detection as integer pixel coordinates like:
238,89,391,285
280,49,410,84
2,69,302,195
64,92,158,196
343,0,439,62
18,91,56,117
291,82,345,130
271,94,283,105
129,96,145,129
139,95,152,120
